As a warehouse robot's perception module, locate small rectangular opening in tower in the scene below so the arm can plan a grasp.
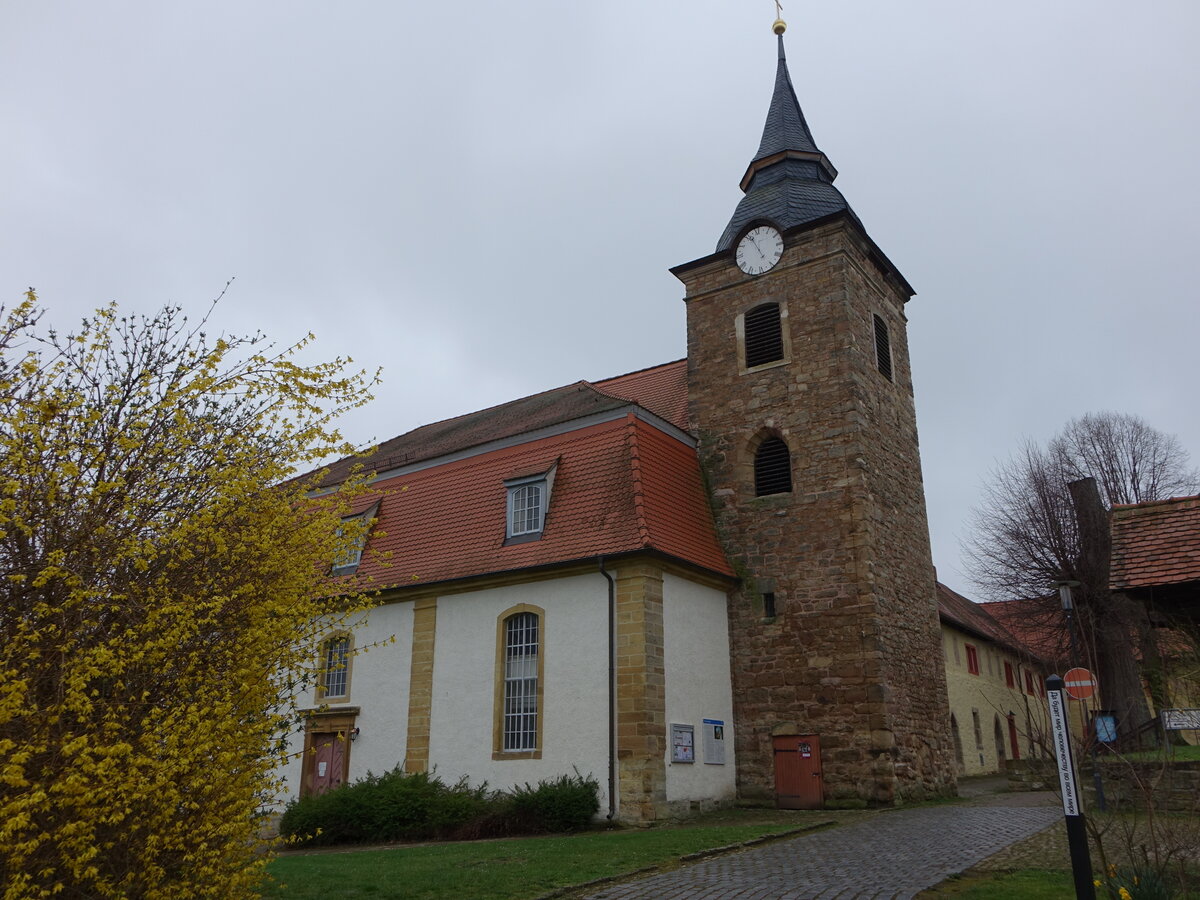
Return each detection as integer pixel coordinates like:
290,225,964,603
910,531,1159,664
762,591,776,618
873,314,893,382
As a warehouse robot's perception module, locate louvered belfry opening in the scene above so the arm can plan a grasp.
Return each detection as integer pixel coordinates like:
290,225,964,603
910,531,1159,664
744,303,783,368
754,437,792,496
873,313,893,381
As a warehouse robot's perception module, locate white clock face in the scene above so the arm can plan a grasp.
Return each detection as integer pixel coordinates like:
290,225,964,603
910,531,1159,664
736,226,784,275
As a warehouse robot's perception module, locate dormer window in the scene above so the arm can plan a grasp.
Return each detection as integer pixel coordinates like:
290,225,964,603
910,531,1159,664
504,464,557,543
509,482,544,536
331,501,379,575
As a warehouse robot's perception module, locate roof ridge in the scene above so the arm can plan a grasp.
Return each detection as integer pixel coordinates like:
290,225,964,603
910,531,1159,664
624,415,652,547
590,358,686,387
937,583,1047,663
1111,493,1200,514
403,379,596,435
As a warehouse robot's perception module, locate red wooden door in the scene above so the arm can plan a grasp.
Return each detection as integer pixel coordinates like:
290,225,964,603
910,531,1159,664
309,732,347,796
1007,714,1021,761
773,734,823,809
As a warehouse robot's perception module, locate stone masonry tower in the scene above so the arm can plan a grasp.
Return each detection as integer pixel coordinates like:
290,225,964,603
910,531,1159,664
671,22,955,806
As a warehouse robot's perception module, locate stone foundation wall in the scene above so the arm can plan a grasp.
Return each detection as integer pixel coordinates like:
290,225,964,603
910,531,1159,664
1006,758,1055,792
1083,760,1200,812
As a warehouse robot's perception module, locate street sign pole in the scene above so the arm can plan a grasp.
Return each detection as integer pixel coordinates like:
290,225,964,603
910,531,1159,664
1047,674,1096,900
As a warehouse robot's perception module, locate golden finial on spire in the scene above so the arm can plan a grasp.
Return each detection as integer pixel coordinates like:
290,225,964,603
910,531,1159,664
772,0,786,35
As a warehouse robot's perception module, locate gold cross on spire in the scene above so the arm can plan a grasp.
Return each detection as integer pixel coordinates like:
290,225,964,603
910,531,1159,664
773,1,787,35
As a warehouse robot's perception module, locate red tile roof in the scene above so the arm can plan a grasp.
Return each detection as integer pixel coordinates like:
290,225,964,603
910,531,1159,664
936,583,1037,660
316,381,635,489
1110,495,1200,590
593,360,689,431
347,413,734,591
978,597,1071,666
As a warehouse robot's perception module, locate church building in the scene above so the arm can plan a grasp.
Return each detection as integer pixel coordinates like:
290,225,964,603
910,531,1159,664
280,19,956,821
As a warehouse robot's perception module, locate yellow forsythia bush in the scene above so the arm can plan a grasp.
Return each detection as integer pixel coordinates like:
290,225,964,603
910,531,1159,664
0,291,378,898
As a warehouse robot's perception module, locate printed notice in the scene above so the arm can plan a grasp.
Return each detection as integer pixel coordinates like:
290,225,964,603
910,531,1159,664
703,719,726,765
1162,708,1200,730
1048,688,1080,817
671,724,695,763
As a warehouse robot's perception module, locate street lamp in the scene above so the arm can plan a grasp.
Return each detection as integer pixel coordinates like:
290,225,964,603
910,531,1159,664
1053,577,1106,812
1055,579,1084,670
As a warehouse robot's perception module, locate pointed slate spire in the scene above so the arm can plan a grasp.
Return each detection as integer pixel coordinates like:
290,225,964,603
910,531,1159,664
750,33,825,166
716,24,854,252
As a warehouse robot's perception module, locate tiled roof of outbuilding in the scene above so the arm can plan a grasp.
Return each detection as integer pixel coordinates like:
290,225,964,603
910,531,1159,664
936,583,1035,659
977,598,1070,667
1110,495,1200,590
346,413,734,590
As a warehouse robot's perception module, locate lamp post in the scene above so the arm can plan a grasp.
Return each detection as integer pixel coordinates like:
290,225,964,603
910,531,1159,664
1054,578,1105,812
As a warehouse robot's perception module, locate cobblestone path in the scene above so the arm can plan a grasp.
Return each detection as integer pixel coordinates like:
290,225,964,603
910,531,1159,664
580,804,1059,900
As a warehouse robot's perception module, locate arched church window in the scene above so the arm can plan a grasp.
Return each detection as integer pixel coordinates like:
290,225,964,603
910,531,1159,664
744,303,783,368
754,437,792,496
317,632,353,701
494,605,544,757
872,313,893,382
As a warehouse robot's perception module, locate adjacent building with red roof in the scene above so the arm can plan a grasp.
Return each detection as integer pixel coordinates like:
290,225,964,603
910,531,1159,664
1109,495,1200,739
937,584,1057,775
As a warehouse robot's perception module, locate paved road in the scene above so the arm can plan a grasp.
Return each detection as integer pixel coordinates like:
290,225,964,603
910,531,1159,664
580,803,1060,900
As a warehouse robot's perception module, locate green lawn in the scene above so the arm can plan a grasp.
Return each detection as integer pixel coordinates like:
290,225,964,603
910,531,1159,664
918,869,1075,899
264,822,817,899
1112,744,1200,763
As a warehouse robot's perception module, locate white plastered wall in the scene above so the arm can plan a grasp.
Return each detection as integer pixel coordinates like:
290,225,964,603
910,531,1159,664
276,601,414,804
662,572,736,806
427,573,611,807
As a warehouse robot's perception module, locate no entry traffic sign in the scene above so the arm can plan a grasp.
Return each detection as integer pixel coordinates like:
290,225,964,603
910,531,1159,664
1063,667,1097,700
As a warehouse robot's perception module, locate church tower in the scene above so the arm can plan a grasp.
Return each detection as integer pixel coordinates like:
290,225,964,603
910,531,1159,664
671,20,955,806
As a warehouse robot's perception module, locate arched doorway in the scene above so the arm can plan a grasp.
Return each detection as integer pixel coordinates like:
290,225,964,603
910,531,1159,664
950,714,964,774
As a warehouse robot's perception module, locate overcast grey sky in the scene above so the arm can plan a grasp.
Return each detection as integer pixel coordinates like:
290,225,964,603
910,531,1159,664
2,1,1197,599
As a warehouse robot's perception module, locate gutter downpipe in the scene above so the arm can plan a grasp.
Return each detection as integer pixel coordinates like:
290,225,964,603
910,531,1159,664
599,556,617,822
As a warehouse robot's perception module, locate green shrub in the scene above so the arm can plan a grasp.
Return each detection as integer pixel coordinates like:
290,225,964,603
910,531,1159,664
502,771,601,834
278,768,600,847
278,768,491,846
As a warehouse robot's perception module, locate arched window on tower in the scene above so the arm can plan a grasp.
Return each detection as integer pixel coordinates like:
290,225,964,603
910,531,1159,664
754,437,792,496
744,303,783,368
